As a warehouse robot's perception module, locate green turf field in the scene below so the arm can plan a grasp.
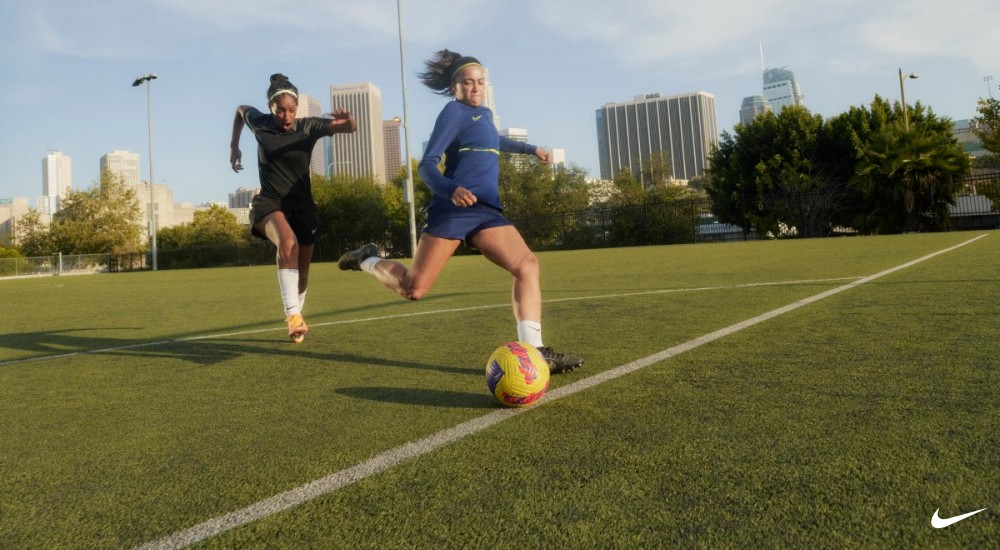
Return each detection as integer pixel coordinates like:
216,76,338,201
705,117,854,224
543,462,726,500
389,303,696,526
1,232,997,549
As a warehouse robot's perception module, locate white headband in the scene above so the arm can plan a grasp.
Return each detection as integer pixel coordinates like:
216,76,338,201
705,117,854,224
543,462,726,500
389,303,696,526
268,88,298,103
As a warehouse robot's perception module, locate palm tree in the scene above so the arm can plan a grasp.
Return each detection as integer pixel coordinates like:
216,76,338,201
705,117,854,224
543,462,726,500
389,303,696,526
855,123,970,232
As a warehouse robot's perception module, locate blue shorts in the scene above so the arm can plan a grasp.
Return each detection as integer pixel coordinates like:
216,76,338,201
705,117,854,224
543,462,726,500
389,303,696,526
422,202,513,241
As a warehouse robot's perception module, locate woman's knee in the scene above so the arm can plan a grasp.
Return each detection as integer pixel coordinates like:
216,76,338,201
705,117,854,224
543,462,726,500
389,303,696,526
403,280,429,301
277,239,299,262
510,251,540,279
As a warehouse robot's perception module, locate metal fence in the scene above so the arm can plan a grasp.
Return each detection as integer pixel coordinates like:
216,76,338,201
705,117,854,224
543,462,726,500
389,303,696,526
948,170,1000,230
3,173,996,277
0,252,147,278
510,198,758,251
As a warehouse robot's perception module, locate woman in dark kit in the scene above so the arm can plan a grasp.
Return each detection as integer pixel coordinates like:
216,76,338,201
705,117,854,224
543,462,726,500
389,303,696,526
230,73,356,343
338,50,583,373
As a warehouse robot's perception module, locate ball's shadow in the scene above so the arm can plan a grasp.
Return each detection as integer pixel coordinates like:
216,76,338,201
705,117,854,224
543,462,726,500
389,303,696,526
336,386,498,409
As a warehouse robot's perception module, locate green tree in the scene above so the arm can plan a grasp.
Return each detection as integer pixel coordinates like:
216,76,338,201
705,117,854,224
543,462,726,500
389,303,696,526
973,97,1000,159
157,204,250,268
50,169,143,254
189,204,246,244
314,173,408,257
967,99,1000,207
707,106,843,237
603,164,699,246
498,154,591,250
855,123,971,232
13,208,53,256
0,246,22,276
638,151,673,188
387,158,432,255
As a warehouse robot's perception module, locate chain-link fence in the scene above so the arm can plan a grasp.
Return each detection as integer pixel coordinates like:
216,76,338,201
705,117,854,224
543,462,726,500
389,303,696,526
4,173,996,278
0,252,146,278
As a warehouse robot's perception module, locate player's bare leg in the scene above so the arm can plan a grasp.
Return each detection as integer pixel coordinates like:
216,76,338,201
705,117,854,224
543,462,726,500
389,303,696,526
260,213,308,343
340,235,460,301
470,226,582,372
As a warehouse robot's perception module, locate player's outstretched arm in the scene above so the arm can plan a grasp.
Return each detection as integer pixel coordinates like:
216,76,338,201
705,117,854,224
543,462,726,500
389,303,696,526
328,108,356,134
230,106,250,173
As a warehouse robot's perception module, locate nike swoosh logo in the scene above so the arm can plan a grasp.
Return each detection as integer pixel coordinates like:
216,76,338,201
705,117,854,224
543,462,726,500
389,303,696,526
931,507,988,528
472,115,482,121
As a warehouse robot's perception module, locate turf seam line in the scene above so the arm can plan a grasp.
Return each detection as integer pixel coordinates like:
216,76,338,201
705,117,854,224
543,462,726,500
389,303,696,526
0,277,858,368
131,233,988,550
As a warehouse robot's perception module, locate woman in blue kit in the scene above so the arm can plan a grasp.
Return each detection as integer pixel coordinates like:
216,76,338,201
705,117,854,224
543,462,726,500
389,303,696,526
339,50,582,372
231,73,356,344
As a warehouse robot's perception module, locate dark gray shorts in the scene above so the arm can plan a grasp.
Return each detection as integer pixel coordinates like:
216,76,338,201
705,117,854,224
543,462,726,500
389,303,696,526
250,196,319,246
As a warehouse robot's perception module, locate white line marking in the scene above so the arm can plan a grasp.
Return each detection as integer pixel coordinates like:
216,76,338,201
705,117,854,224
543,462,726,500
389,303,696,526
133,234,989,549
0,277,857,368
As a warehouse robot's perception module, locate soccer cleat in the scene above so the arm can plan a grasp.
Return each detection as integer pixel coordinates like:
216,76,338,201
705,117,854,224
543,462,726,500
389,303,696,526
537,346,583,374
338,243,380,271
286,313,309,344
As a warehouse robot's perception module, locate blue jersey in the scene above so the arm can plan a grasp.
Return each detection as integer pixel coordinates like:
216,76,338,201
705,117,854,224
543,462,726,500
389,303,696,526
418,101,536,210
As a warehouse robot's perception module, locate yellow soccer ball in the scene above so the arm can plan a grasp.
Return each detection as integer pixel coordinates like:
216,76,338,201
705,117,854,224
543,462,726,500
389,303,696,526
485,341,550,407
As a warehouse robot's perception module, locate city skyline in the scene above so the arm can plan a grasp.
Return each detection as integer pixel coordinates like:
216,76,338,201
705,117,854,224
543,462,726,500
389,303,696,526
1,1,995,205
596,92,719,182
330,82,386,182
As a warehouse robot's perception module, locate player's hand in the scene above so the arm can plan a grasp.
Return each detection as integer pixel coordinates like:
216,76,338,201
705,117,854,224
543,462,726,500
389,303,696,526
535,148,552,165
328,108,356,133
451,186,477,207
230,148,243,173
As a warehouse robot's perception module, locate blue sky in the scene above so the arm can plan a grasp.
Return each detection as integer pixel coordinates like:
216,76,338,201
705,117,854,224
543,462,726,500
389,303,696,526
1,0,996,205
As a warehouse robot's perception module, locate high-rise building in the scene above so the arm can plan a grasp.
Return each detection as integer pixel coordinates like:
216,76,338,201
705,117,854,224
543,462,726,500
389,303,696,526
100,150,141,188
133,182,170,233
483,67,500,129
551,148,567,171
229,186,260,209
0,197,31,245
739,95,773,126
500,128,530,169
762,67,804,114
41,150,72,215
383,118,403,182
329,82,385,183
500,128,528,143
297,93,327,177
595,92,719,182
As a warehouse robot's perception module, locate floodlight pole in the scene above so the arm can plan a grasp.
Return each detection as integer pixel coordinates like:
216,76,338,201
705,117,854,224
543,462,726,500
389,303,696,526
133,73,158,270
898,68,918,130
397,0,418,257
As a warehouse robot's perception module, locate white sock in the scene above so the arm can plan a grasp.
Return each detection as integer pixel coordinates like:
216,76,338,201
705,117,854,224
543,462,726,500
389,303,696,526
517,320,544,348
298,290,307,313
360,257,380,273
277,269,301,316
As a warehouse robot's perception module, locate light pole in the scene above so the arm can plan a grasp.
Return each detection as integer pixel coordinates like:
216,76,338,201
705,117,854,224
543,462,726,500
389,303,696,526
327,160,351,176
396,0,419,257
898,68,918,130
985,75,994,100
132,73,158,270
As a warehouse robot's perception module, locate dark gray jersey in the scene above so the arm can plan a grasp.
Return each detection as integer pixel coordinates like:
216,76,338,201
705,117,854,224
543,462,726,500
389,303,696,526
243,107,333,203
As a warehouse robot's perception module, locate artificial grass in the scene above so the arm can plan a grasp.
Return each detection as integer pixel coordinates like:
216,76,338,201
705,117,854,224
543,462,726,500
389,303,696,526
0,231,995,548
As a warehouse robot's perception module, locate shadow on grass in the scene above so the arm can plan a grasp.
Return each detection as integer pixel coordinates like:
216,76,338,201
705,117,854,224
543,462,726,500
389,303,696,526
106,337,477,378
335,386,496,409
0,328,143,365
0,331,475,377
0,291,486,366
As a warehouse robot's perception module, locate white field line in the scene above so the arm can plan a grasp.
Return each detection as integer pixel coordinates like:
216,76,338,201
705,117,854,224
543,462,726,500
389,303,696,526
132,234,989,550
0,277,857,368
